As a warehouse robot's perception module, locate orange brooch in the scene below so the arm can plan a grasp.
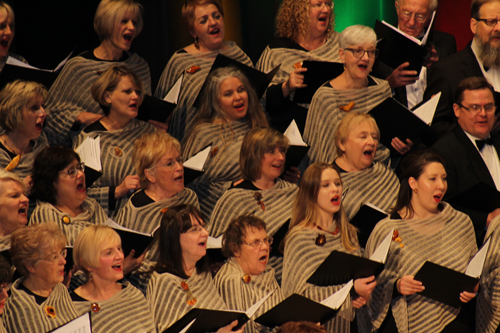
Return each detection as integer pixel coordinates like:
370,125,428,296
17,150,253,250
339,101,355,112
181,281,197,305
44,305,56,319
62,216,71,224
392,229,404,248
91,302,100,313
210,147,219,157
160,207,168,214
242,275,251,284
253,192,265,211
293,62,303,69
186,66,201,74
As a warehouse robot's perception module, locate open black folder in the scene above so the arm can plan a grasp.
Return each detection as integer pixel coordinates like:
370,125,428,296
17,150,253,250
137,95,176,123
183,144,211,185
104,219,158,258
349,203,388,248
270,219,290,258
255,281,353,328
307,229,393,286
448,182,500,213
193,54,280,107
293,61,343,104
413,236,491,308
283,120,309,173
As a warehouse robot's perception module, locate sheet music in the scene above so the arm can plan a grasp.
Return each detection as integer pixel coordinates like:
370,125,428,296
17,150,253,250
50,312,92,333
413,92,441,125
284,120,307,146
246,288,276,318
369,229,393,264
104,218,152,237
164,73,183,103
421,11,437,45
320,280,353,310
179,319,196,333
184,145,211,171
466,236,491,278
365,202,388,214
75,136,102,172
381,20,422,45
207,235,223,249
7,51,73,73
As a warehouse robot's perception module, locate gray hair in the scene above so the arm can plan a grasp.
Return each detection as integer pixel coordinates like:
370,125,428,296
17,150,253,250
396,0,438,12
339,25,377,49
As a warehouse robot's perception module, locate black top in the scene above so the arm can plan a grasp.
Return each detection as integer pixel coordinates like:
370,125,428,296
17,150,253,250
0,141,20,159
83,120,107,133
131,189,155,207
268,37,308,52
230,179,260,190
18,283,47,305
79,50,130,62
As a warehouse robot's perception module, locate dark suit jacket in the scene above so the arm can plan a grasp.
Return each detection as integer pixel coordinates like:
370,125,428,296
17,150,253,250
373,30,457,107
424,42,484,144
432,125,500,245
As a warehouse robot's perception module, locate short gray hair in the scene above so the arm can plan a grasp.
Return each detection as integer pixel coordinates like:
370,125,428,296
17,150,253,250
339,25,377,49
396,0,438,12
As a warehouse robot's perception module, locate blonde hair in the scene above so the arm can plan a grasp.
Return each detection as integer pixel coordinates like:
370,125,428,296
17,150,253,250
133,131,182,188
0,169,25,195
0,2,14,24
285,163,358,252
275,0,334,43
73,225,121,278
334,112,379,158
10,222,67,277
94,0,143,41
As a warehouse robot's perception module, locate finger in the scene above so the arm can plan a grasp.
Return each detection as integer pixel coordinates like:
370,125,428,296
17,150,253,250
396,62,411,70
294,67,308,73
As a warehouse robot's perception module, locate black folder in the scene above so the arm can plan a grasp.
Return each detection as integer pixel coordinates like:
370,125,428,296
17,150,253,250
368,97,429,152
293,61,344,104
413,261,478,309
307,251,384,286
269,219,290,258
162,308,250,333
112,228,154,258
0,64,59,89
447,182,500,213
137,94,176,123
183,143,212,185
349,204,388,248
374,20,427,75
193,54,280,107
84,166,102,189
254,294,339,328
283,145,309,172
64,246,74,274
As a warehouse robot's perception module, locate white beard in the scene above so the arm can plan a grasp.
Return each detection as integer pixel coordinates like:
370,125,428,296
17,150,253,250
479,38,500,69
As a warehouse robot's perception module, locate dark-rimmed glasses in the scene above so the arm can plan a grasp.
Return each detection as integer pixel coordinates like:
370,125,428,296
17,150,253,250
345,48,379,59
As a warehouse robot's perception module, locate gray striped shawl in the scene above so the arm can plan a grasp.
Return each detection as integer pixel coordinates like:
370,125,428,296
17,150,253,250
72,282,155,333
340,163,399,221
147,270,227,333
29,197,107,246
303,79,392,167
256,35,341,109
183,120,251,220
114,188,199,293
359,203,477,333
73,119,156,217
0,133,48,179
154,42,252,141
44,53,151,145
0,318,4,333
0,235,9,252
214,257,284,333
282,227,360,333
477,215,500,333
4,280,79,333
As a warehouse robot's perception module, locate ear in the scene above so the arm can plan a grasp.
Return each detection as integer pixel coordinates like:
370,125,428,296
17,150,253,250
339,48,345,63
231,244,241,258
395,0,399,10
408,176,417,192
471,18,477,35
26,263,36,275
338,139,346,154
144,168,156,184
104,91,112,105
189,30,196,39
453,103,461,119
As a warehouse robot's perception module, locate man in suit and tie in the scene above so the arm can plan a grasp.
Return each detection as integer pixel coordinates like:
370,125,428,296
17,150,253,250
432,77,500,245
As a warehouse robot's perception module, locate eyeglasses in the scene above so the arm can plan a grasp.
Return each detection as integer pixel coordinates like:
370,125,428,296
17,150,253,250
243,237,273,249
457,103,496,114
187,224,207,234
310,1,333,10
476,18,500,27
60,163,85,178
400,10,428,23
40,249,67,263
344,48,379,59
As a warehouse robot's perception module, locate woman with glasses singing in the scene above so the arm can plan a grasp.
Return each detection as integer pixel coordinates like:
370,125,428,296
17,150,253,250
147,204,244,333
303,25,394,169
115,131,199,293
73,65,155,218
4,222,79,333
29,146,107,246
256,0,339,133
214,215,284,333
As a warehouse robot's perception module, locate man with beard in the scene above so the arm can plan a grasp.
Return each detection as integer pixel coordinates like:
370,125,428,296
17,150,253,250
424,0,500,144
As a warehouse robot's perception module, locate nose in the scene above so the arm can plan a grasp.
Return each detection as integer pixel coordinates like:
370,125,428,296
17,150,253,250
39,106,47,117
361,50,370,61
60,256,66,266
208,16,216,26
262,240,270,251
21,194,29,203
126,20,135,31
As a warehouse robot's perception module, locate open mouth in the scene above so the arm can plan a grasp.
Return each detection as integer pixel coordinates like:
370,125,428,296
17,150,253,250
433,194,442,203
209,28,220,35
129,103,138,110
363,149,373,157
18,206,27,216
331,195,340,205
123,34,133,42
0,39,8,48
259,254,268,263
35,121,44,130
112,263,122,271
271,163,282,170
234,102,245,111
174,175,184,182
76,182,85,192
318,16,327,23
198,240,206,247
358,63,368,70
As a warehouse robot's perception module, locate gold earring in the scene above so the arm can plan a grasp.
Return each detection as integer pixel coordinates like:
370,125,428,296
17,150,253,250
413,189,418,194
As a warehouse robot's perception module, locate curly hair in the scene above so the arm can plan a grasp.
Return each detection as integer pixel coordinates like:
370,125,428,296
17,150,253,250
275,0,335,43
221,214,267,258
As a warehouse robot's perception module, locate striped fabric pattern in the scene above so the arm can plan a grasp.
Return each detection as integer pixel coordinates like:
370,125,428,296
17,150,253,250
147,270,227,333
359,203,477,333
115,188,199,293
0,235,10,252
303,79,392,167
214,258,284,333
29,197,107,246
256,34,341,109
154,42,253,141
340,163,400,221
282,227,359,333
72,282,155,333
44,53,151,145
477,215,500,333
183,120,251,221
4,280,80,333
0,133,48,179
72,119,156,217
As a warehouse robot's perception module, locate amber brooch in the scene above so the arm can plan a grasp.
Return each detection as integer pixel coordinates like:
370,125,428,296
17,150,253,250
339,101,355,112
186,65,201,74
44,305,56,319
242,274,251,284
181,281,197,305
392,229,404,248
253,192,265,211
91,302,100,313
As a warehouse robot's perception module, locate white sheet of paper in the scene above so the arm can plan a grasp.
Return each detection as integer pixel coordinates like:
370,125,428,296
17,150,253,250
7,51,73,73
382,20,421,45
369,228,394,264
246,288,276,318
284,120,307,146
421,11,436,45
179,318,196,333
104,218,152,237
75,136,102,172
364,202,388,214
183,145,211,171
320,280,353,310
413,92,441,125
207,235,223,249
50,312,92,333
466,236,491,278
164,73,183,103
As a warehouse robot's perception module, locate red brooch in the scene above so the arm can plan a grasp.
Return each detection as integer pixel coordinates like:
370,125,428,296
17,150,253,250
181,281,197,305
186,66,201,74
44,305,56,319
392,229,404,248
314,225,339,247
253,192,265,211
91,302,100,313
160,207,168,214
210,147,219,157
